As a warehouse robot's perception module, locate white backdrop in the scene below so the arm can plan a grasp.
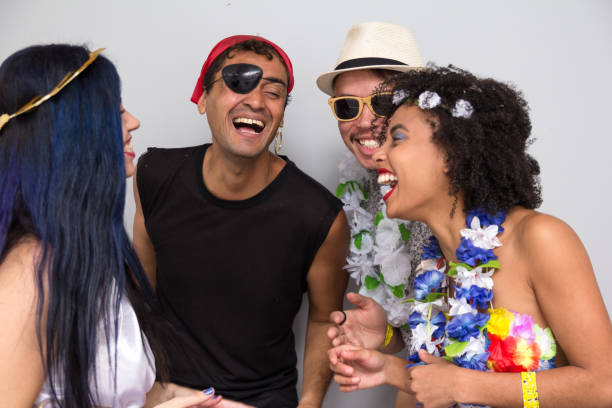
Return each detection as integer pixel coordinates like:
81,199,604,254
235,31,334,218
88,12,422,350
2,1,611,406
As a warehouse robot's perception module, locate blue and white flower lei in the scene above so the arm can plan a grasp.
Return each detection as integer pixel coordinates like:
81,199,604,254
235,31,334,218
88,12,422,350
337,153,414,326
406,209,506,408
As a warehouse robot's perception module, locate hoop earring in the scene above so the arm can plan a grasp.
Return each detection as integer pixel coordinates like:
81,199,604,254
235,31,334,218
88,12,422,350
274,124,283,155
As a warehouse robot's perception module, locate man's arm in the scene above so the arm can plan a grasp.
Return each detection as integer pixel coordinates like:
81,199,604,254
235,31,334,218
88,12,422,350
328,292,405,353
299,211,349,408
133,165,157,289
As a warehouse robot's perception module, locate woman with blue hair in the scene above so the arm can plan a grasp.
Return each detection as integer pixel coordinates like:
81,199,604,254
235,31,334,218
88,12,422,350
0,44,248,408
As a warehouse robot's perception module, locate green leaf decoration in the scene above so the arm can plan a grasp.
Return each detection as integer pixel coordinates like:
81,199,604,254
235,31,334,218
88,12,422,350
336,182,347,198
364,275,381,290
478,259,501,269
389,284,405,298
398,223,411,242
353,230,372,250
352,181,369,200
400,323,410,330
447,261,472,277
374,211,384,226
444,341,468,357
423,292,446,302
379,273,406,298
354,232,363,250
448,259,501,276
402,298,416,303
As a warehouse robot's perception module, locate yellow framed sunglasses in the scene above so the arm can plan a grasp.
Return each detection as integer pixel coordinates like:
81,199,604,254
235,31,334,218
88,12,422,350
328,92,393,121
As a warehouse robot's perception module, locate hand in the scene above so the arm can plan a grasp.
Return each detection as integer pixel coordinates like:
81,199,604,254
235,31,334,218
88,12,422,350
149,383,255,408
408,349,459,408
328,344,388,392
173,385,255,408
152,388,221,408
327,292,387,349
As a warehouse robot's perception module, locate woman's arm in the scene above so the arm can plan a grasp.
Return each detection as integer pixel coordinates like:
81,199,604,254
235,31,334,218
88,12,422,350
328,344,412,392
519,214,612,406
0,241,45,407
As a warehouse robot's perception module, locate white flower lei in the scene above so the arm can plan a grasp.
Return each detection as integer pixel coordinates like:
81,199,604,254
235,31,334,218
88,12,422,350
337,153,413,326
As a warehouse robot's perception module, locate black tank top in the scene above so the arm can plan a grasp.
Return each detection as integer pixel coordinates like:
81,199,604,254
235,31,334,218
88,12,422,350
136,144,342,405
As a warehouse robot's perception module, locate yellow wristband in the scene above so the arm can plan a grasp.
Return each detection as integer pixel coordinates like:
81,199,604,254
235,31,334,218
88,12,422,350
521,372,539,408
382,323,394,348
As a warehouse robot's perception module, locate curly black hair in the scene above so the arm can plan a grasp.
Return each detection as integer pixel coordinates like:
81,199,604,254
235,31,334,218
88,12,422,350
378,65,542,215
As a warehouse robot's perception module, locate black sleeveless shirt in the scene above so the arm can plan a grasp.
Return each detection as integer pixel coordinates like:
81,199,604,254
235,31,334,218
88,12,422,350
136,144,342,406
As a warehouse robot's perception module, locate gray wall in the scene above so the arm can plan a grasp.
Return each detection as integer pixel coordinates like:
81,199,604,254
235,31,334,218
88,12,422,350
1,1,611,406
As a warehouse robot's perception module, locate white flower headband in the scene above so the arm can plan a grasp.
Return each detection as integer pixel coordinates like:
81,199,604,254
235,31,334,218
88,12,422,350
392,89,474,119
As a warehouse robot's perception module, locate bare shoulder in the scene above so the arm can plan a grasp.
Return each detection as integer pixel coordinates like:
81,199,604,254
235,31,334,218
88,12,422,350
508,208,591,287
0,238,40,282
328,210,350,241
510,209,580,254
0,238,41,315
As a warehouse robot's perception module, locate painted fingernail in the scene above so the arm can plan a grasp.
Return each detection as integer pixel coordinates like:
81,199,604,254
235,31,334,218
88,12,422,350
203,387,214,396
213,395,221,399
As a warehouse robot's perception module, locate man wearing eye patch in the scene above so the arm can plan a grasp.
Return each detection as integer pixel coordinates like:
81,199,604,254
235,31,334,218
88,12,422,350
317,22,432,407
133,35,348,408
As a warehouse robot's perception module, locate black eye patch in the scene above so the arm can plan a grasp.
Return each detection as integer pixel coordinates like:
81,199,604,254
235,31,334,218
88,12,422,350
221,63,263,94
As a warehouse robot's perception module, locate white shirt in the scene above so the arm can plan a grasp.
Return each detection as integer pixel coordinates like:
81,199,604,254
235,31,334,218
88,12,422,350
35,295,156,408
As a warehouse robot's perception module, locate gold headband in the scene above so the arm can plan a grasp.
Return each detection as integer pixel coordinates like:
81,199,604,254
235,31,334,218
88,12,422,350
0,48,105,132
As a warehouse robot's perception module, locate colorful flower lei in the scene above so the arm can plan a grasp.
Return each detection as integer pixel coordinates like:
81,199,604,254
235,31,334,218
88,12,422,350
406,209,557,408
337,153,414,326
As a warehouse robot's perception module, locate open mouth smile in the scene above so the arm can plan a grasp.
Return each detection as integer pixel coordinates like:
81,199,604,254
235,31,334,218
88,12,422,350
124,137,135,158
378,168,398,201
353,137,380,155
233,117,266,134
356,138,380,149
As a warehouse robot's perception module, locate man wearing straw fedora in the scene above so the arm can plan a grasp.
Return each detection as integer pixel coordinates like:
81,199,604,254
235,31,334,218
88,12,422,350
319,22,431,407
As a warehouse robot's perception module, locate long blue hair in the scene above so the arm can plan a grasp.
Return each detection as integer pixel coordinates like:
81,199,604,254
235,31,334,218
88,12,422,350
0,44,158,407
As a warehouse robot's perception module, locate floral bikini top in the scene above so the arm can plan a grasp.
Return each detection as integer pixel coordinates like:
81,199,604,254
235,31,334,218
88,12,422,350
406,210,557,406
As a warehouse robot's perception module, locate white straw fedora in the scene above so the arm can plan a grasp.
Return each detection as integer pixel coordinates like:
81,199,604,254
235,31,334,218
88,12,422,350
317,22,423,96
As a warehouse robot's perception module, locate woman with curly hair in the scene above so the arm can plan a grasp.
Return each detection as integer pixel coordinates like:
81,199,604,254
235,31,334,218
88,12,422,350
0,44,251,408
328,66,612,407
